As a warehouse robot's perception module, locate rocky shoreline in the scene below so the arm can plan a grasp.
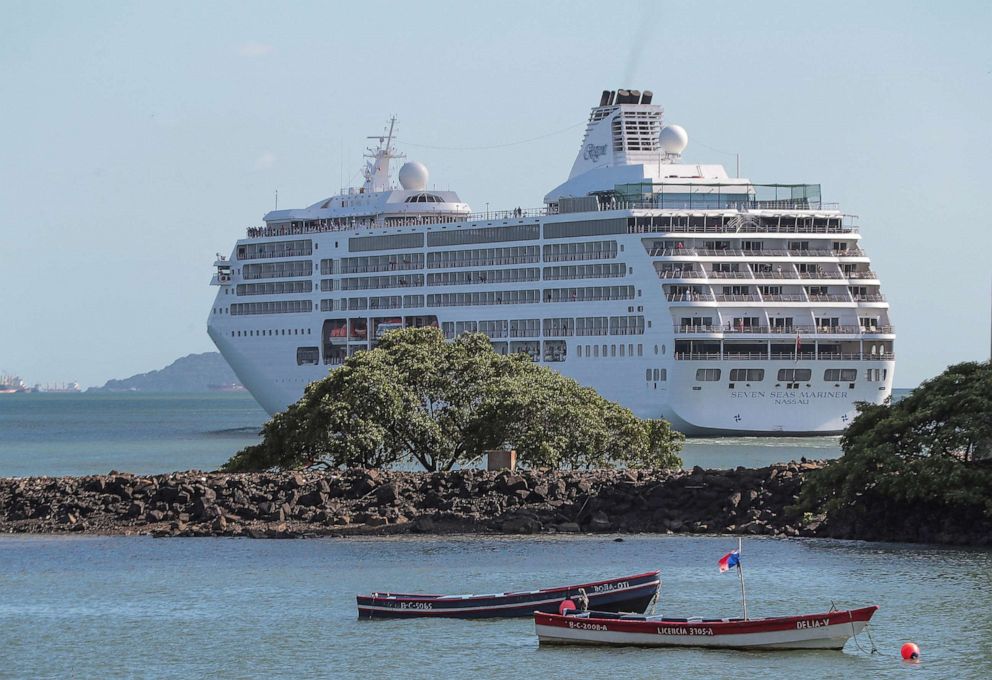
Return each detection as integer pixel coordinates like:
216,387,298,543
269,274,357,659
0,464,985,545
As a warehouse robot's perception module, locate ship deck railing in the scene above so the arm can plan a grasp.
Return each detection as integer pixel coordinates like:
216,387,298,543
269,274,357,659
648,247,866,258
666,292,885,304
241,200,864,240
674,325,894,335
675,352,895,361
658,269,877,281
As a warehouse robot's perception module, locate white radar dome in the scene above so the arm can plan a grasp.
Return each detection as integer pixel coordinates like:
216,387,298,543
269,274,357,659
660,125,688,155
399,161,429,191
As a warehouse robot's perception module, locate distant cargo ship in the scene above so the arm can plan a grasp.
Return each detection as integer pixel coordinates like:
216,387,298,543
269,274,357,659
35,382,82,393
0,374,30,394
207,383,247,393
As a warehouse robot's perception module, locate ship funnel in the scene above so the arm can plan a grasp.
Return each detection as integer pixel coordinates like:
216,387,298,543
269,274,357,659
599,90,611,107
640,90,653,105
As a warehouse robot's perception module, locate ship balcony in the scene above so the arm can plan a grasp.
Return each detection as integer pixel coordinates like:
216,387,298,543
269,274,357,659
674,324,895,336
647,247,866,259
674,351,894,361
667,270,877,283
657,269,707,279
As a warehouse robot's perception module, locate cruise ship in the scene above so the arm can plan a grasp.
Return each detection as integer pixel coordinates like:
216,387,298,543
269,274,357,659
207,89,894,435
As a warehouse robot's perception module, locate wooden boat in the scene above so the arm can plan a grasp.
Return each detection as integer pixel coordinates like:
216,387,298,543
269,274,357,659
534,605,879,650
356,570,660,619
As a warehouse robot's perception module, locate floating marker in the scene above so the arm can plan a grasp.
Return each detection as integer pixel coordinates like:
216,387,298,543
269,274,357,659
900,641,920,661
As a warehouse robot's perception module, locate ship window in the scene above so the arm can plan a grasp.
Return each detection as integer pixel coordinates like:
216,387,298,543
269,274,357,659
695,368,721,381
777,368,812,382
730,369,764,382
824,369,857,382
296,347,320,366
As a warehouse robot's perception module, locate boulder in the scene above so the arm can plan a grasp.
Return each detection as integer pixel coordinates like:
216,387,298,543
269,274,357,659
588,511,611,532
374,483,399,504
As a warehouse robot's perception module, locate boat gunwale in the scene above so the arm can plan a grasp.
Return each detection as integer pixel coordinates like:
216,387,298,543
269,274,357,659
358,570,660,604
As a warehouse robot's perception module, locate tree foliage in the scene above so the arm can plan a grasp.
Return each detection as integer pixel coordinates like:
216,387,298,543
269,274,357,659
222,327,684,472
800,360,992,522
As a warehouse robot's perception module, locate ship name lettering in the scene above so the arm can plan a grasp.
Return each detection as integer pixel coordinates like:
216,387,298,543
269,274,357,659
657,626,714,636
592,581,628,593
796,618,831,629
399,601,433,610
568,621,608,631
583,143,608,162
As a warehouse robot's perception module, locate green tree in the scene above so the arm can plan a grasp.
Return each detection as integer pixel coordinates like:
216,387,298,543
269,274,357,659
800,360,992,528
222,327,684,472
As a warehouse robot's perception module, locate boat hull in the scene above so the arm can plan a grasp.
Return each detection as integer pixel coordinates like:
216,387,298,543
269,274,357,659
534,605,878,650
357,571,660,619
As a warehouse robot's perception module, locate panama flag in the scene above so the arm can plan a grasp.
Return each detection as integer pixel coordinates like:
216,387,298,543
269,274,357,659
718,549,740,573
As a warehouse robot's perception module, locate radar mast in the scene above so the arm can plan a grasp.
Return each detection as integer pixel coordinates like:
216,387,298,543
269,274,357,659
362,116,405,193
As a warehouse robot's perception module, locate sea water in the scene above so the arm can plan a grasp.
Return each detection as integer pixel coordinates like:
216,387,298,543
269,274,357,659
1,390,986,678
0,391,890,477
0,534,987,678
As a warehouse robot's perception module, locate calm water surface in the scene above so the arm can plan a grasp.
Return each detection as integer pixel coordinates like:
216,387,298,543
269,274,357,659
0,390,983,678
0,392,883,476
0,534,988,679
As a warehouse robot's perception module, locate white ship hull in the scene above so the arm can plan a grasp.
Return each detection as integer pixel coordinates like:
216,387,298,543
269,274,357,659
207,218,894,436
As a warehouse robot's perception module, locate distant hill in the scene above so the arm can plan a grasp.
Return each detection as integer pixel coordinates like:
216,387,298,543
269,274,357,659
90,352,243,392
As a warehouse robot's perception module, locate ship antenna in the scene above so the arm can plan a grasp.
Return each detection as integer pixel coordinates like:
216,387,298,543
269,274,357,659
362,116,404,192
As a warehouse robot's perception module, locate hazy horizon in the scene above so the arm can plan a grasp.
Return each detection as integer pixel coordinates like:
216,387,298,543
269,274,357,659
3,0,990,389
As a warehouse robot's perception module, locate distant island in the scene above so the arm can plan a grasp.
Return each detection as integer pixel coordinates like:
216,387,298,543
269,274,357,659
89,352,245,393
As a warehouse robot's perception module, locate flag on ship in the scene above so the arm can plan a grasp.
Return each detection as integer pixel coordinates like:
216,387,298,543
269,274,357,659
719,550,741,573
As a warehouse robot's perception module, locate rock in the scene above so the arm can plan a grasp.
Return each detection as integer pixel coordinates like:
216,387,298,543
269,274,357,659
410,517,435,533
556,522,581,533
588,511,611,532
299,490,328,507
374,483,399,504
530,483,549,501
285,473,306,489
501,516,541,533
125,501,145,518
501,475,529,493
146,510,165,523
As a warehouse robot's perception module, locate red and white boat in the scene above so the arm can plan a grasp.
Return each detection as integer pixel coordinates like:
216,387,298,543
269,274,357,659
534,605,879,650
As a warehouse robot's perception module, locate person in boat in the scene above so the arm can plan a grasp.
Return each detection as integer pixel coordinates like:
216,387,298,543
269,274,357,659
575,588,589,612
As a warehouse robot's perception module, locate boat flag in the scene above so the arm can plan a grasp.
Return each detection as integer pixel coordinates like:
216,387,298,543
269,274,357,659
718,549,740,573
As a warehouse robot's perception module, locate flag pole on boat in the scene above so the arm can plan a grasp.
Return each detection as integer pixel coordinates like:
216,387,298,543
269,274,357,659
718,539,747,620
737,537,748,621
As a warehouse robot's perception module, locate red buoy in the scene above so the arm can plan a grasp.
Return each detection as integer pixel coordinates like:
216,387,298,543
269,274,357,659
559,599,576,614
900,642,920,661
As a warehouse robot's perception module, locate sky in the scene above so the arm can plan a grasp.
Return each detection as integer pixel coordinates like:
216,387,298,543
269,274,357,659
2,0,990,389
